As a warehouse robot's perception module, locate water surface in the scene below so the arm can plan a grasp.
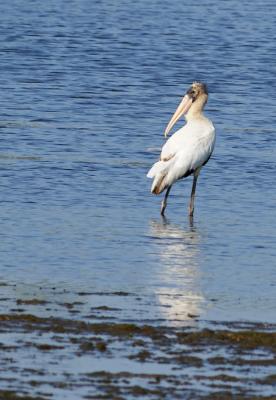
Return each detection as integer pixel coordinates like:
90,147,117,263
0,0,275,398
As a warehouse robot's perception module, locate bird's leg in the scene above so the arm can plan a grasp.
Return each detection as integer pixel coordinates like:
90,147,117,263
161,186,171,216
189,168,201,217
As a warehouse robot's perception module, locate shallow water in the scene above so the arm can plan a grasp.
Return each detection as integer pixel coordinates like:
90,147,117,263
0,0,276,398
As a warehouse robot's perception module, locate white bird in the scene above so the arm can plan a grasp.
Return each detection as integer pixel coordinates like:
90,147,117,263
147,82,215,217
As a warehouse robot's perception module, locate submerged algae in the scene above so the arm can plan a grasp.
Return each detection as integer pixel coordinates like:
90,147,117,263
0,390,46,400
0,312,276,399
1,313,276,352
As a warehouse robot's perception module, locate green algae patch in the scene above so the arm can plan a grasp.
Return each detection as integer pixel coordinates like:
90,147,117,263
95,341,107,352
1,312,276,399
91,306,121,311
196,373,240,383
0,314,44,323
16,299,48,306
1,314,276,351
128,350,151,362
34,343,65,351
0,314,160,344
208,356,276,367
0,390,46,400
177,329,276,351
198,394,276,400
79,341,95,352
174,354,203,367
89,322,159,338
257,374,276,385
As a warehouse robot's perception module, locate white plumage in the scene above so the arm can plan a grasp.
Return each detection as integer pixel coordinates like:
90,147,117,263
147,82,215,216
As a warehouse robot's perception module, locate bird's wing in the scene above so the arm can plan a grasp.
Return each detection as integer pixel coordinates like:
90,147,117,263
160,127,187,161
165,124,215,184
172,130,215,178
147,121,215,193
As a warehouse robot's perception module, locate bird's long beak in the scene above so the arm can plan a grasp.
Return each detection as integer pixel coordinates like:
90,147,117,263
164,95,193,137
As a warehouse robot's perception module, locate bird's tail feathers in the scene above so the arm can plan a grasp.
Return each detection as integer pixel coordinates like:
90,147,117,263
151,173,168,194
147,161,164,179
147,160,171,195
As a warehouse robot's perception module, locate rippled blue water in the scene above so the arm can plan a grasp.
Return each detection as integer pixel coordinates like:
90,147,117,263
0,0,275,325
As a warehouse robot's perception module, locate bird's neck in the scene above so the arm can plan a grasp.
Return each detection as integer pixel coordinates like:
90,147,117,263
185,94,208,122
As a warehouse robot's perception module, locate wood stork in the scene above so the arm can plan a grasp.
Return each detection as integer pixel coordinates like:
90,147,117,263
147,82,215,217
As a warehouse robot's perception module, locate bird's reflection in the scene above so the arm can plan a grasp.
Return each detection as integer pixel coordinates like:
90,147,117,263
149,217,204,325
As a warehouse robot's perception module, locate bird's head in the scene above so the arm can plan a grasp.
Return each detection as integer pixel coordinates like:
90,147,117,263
164,82,208,137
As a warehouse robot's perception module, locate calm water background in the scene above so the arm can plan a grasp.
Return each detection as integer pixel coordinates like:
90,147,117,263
0,0,276,325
